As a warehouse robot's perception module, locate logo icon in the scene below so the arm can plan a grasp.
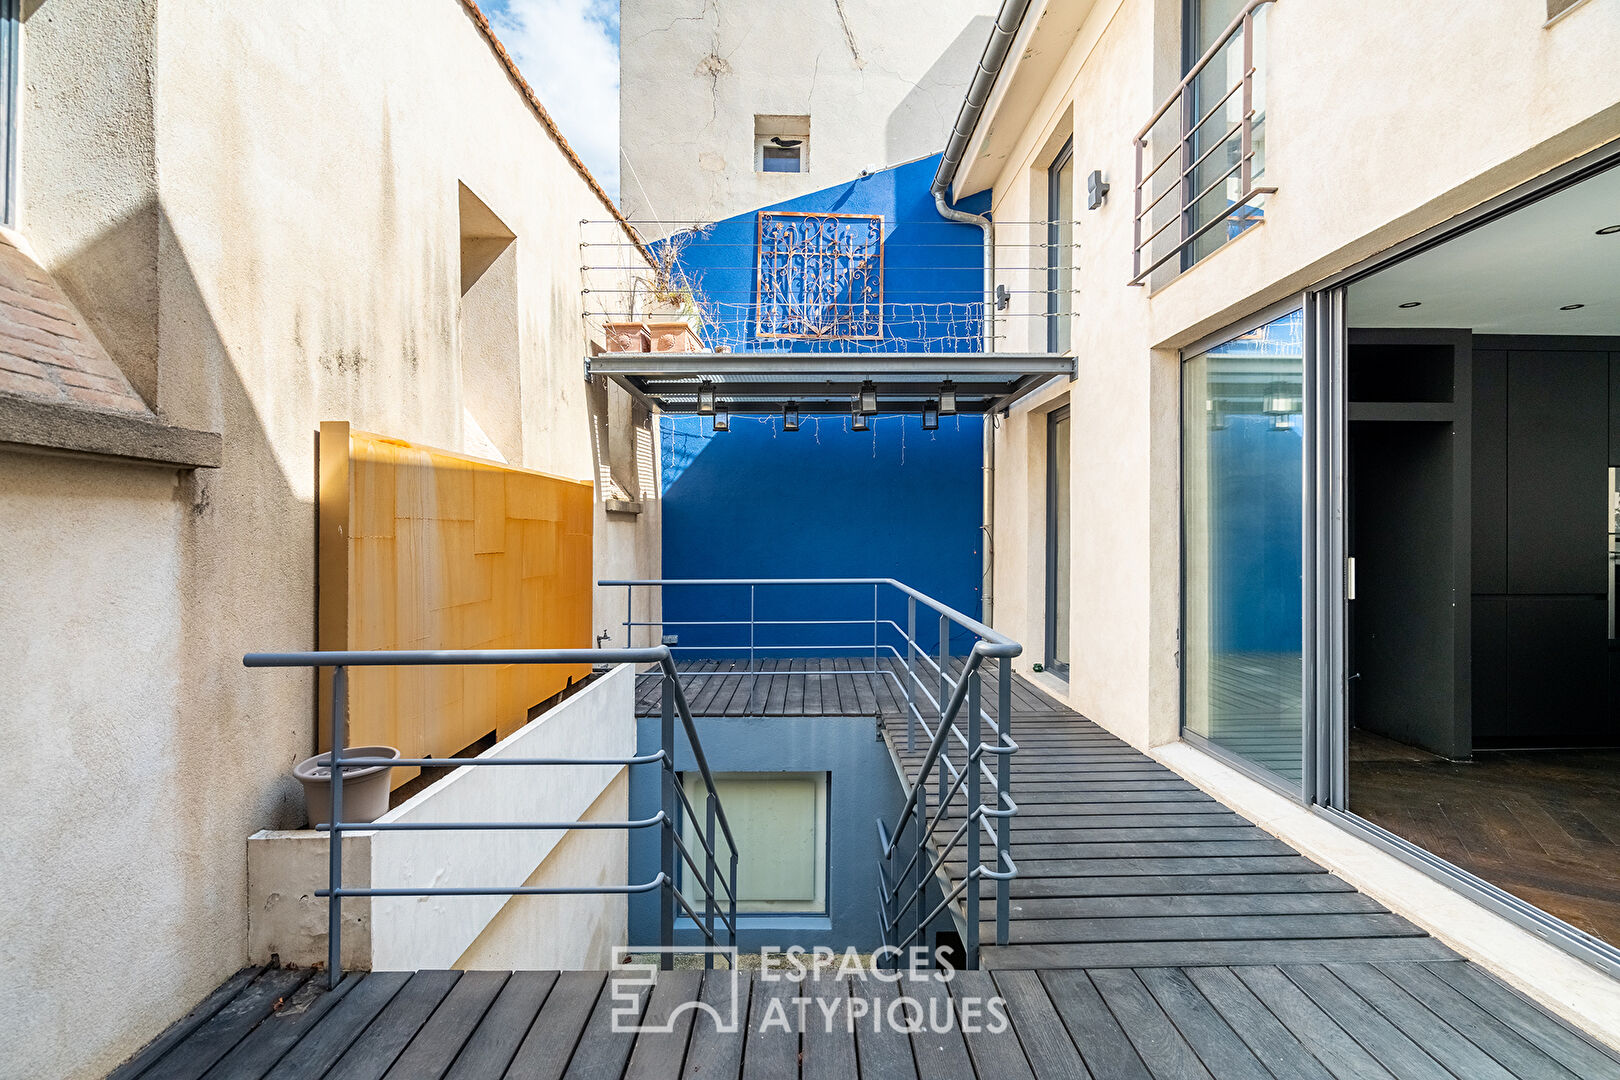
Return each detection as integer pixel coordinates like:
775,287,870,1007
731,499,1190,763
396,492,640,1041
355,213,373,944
609,946,741,1033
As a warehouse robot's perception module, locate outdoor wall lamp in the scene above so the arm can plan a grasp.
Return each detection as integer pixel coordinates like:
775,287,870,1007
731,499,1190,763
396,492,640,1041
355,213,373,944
1087,169,1110,210
713,402,729,431
783,401,800,431
859,379,878,414
697,380,715,415
922,399,940,431
939,380,958,414
850,395,869,432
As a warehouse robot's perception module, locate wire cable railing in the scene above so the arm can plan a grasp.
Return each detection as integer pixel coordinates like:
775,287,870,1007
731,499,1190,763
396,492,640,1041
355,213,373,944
600,577,1021,968
242,647,738,989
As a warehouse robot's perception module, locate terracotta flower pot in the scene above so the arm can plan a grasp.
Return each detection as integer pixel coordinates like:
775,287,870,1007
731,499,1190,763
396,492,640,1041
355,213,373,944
294,745,399,828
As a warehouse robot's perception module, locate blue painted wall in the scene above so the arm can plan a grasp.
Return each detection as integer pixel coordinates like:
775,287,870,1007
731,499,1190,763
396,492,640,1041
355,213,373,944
657,154,988,658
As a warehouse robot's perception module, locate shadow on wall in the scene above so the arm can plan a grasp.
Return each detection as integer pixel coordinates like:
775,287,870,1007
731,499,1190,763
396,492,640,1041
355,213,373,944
886,16,993,167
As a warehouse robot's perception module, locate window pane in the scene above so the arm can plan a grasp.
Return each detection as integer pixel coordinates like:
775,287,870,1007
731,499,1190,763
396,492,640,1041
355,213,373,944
1048,410,1071,673
1048,149,1074,352
761,146,802,173
682,773,827,913
1182,308,1304,786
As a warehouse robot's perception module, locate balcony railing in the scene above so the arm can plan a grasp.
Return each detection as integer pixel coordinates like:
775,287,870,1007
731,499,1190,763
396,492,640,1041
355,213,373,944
1131,0,1276,285
243,647,737,988
601,577,1022,968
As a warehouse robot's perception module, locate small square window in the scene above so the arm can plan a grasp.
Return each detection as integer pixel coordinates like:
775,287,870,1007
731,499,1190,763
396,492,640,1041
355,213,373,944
681,771,827,913
755,114,810,175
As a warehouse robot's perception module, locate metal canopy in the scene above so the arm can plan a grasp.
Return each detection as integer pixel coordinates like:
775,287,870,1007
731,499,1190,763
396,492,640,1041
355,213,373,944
585,352,1074,415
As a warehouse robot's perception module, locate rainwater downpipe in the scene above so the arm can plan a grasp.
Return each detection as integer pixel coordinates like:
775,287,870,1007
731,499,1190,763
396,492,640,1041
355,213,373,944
931,0,1035,625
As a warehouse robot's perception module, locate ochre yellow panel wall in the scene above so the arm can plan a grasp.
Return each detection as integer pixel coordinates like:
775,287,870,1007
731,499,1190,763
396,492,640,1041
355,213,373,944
318,422,593,786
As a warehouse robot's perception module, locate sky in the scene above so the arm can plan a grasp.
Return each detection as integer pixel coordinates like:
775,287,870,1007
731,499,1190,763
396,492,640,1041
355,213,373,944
483,0,621,198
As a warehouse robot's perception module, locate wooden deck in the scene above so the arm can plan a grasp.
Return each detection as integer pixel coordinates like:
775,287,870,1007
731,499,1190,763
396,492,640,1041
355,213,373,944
110,660,1620,1079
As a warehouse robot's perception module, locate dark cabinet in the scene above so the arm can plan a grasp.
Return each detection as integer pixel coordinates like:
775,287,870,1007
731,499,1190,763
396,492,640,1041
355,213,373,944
1506,596,1609,743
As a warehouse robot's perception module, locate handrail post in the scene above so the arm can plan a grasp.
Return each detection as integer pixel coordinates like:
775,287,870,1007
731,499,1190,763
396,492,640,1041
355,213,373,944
748,584,756,699
729,846,739,950
660,676,676,969
872,584,879,674
914,780,927,960
996,655,1013,946
937,617,950,811
965,668,981,969
327,665,347,990
705,791,717,968
625,585,633,648
906,596,917,750
1239,9,1254,193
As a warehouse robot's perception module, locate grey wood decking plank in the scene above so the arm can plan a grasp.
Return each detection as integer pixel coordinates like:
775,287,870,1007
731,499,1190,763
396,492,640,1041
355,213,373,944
144,967,313,1080
946,970,1035,1080
1371,963,1583,1080
199,973,366,1080
503,971,607,1080
1031,969,1146,1080
682,969,750,1080
1323,963,1518,1080
1230,966,1397,1080
382,970,510,1080
107,966,266,1080
623,969,704,1080
562,972,650,1080
989,970,1093,1080
1180,968,1337,1080
989,873,1356,901
1424,960,1620,1076
984,936,1458,969
1086,969,1215,1080
957,840,1298,860
989,813,1253,831
325,970,463,1080
262,971,414,1080
953,855,1324,878
978,891,1383,925
740,976,799,1080
800,976,858,1080
1133,968,1278,1080
964,913,1424,945
854,980,919,1080
986,826,1277,843
1275,965,1454,1080
905,978,976,1080
442,970,558,1080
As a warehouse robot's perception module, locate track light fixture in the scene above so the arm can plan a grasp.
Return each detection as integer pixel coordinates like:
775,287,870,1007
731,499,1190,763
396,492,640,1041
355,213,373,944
859,380,878,414
851,395,868,432
783,401,800,431
939,380,957,415
697,380,715,415
922,399,940,431
713,402,729,431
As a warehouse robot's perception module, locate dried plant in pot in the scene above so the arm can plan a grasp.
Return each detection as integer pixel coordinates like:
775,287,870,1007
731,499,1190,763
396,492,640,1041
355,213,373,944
293,745,399,828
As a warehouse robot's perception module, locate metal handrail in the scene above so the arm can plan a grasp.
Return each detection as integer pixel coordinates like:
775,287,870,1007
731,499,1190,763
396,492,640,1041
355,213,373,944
603,577,1021,967
1130,0,1276,285
244,646,738,988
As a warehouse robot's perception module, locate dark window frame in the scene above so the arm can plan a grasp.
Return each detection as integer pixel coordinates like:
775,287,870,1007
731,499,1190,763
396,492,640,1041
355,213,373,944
1046,137,1074,354
1045,403,1072,678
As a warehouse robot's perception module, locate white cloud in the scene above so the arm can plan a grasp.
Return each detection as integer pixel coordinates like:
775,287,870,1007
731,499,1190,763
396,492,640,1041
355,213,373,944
486,0,620,199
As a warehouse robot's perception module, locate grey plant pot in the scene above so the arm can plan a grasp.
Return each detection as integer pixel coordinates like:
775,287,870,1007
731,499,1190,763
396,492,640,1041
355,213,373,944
294,745,399,828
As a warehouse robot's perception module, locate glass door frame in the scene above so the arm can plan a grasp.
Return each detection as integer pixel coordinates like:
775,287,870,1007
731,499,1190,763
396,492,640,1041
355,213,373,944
1045,403,1072,678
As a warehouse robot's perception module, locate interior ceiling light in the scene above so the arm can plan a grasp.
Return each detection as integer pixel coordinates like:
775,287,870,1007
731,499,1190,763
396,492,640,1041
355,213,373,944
1561,303,1586,310
850,395,868,432
1206,398,1228,432
713,402,729,431
1263,382,1300,417
697,380,715,415
939,380,958,415
922,399,940,431
1597,225,1620,235
783,401,800,431
859,379,878,414
1398,301,1422,309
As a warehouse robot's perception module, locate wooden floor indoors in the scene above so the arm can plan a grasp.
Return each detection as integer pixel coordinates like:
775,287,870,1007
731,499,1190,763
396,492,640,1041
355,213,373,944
109,660,1620,1079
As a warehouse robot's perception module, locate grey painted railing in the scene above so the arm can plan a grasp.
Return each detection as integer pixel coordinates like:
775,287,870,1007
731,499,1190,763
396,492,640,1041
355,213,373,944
243,647,737,989
600,578,1021,967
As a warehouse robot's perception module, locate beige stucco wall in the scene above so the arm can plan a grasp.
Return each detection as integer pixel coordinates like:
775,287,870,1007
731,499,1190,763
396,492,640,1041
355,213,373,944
619,0,1000,227
2,3,659,1078
984,0,1620,752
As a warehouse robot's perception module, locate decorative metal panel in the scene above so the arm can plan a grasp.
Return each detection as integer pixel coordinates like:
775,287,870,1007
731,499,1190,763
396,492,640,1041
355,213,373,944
755,212,884,340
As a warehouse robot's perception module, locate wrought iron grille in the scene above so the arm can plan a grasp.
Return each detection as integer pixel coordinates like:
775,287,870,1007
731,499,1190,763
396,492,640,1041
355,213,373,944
755,212,885,340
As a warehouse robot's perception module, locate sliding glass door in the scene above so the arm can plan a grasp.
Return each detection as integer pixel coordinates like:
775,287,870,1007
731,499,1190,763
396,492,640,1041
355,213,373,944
1182,306,1306,788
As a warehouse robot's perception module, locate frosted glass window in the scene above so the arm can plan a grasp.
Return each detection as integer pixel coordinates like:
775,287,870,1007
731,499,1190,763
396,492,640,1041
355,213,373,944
682,772,828,913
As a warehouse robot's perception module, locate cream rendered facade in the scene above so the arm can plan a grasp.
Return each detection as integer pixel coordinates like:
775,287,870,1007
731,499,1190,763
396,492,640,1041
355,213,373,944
962,0,1620,1037
619,0,1000,226
1,3,658,1078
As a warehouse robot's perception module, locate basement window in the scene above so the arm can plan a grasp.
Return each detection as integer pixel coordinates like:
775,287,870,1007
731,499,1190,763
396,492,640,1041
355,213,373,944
682,771,828,914
755,115,809,174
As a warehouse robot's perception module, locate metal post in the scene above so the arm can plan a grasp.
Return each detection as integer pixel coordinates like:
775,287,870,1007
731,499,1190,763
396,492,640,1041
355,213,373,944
729,847,739,951
938,617,950,810
872,584,879,672
327,665,347,990
966,669,981,969
705,792,717,968
906,597,917,751
1179,78,1194,250
1240,11,1253,193
914,780,927,957
748,584,756,699
660,677,676,970
996,655,1013,946
625,585,633,648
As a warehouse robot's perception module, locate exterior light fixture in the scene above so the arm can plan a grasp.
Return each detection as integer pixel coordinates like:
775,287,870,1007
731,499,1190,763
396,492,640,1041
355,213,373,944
1206,399,1228,431
1263,382,1299,431
859,380,878,414
939,380,958,414
1597,225,1620,235
851,395,868,432
713,402,729,431
922,399,940,431
1561,303,1586,310
1398,301,1422,309
697,380,715,415
1087,169,1110,210
783,402,800,431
